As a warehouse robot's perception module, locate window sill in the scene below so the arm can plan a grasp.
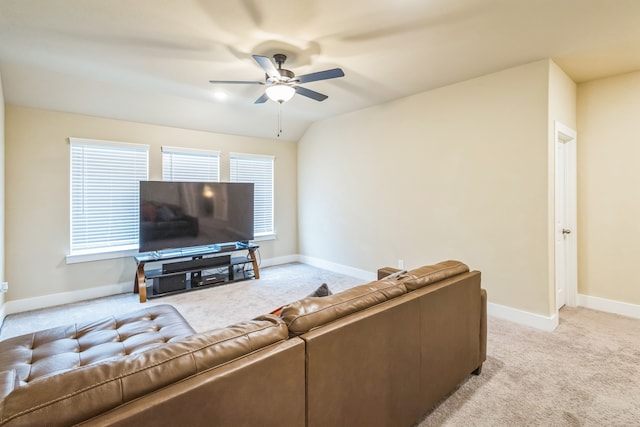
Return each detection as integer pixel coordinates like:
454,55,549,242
253,233,277,242
66,248,139,264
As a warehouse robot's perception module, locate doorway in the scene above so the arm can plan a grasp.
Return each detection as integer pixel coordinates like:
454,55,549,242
554,122,577,309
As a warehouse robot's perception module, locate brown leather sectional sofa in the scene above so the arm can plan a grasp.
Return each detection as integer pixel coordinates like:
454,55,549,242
0,260,486,426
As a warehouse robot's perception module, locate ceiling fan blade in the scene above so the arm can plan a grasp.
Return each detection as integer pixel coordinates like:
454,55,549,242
295,86,328,102
252,55,281,80
254,92,270,104
209,80,264,85
296,68,345,84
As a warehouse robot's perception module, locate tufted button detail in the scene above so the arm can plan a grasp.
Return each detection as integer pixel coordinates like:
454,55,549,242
0,305,195,386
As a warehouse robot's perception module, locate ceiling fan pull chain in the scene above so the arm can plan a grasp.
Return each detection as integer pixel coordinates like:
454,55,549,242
277,104,283,138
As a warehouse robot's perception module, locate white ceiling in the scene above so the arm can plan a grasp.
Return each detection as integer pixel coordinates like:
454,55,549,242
1,0,640,141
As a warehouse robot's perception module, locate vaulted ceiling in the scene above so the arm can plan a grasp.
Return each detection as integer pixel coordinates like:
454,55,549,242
1,0,640,141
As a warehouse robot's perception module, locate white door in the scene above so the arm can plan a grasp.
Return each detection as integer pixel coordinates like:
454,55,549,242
555,122,577,309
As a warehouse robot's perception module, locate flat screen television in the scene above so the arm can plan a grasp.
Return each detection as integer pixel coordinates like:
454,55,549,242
139,181,254,253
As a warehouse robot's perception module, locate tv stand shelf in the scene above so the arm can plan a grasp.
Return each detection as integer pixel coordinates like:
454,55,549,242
133,243,260,302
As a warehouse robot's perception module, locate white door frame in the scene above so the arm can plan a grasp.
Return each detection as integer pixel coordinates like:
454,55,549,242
554,121,578,309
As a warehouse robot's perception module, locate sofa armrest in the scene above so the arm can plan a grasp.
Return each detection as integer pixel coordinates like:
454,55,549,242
377,267,401,280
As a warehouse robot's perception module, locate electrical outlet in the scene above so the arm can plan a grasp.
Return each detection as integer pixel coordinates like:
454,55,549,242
397,259,404,270
0,282,8,293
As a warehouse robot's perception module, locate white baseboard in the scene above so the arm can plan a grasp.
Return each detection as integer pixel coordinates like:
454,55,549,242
11,256,635,333
0,255,302,320
297,255,376,282
488,302,559,331
486,296,640,330
2,282,132,317
577,294,640,319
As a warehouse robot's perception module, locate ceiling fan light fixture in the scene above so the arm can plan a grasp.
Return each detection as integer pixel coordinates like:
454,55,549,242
265,84,295,103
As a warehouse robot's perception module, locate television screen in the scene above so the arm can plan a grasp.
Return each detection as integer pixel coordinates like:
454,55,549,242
139,181,254,253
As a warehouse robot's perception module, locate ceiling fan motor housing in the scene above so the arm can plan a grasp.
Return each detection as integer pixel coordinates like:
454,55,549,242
267,68,294,83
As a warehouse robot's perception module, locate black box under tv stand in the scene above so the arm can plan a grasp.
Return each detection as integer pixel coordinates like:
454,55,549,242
133,243,260,302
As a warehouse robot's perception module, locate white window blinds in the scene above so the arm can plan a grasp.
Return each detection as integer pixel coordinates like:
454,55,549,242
230,153,274,236
70,138,149,255
162,146,220,182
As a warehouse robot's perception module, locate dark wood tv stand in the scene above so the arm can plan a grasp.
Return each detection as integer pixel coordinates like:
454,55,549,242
133,243,260,302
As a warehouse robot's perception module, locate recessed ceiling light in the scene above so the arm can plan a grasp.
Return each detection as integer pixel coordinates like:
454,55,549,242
212,90,228,101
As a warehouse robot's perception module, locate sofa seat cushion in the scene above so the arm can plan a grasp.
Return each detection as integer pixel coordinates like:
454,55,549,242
402,260,469,291
0,314,289,426
280,279,407,336
0,304,195,391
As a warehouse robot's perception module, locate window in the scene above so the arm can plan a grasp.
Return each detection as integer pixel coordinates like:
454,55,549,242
162,146,220,182
230,153,275,238
69,138,149,259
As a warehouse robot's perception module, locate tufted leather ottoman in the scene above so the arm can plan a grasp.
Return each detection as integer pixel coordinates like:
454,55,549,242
0,304,195,391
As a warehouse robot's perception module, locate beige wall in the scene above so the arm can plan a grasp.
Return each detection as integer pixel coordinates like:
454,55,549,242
549,62,577,130
5,106,298,302
299,60,555,316
577,71,640,305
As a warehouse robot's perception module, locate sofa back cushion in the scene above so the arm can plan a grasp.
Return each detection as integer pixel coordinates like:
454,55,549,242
402,260,469,291
280,279,407,336
0,315,288,426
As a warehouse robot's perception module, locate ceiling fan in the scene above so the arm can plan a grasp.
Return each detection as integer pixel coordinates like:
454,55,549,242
209,54,345,104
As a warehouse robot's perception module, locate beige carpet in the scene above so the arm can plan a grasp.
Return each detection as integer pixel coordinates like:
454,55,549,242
418,306,640,426
0,263,364,338
1,262,639,426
